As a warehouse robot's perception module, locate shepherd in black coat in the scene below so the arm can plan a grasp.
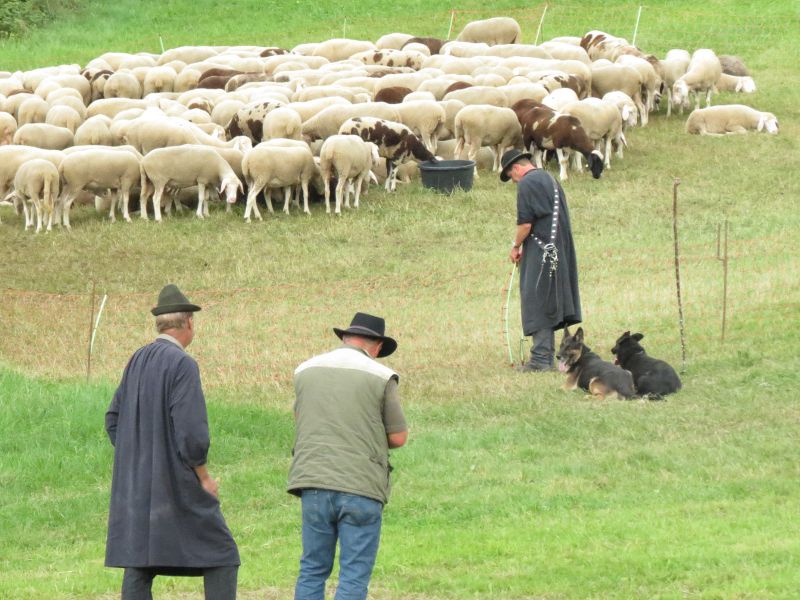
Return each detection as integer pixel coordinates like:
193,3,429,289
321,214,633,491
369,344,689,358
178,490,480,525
104,284,239,598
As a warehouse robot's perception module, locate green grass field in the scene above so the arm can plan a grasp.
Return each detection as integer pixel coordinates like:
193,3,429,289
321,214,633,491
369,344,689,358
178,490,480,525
1,0,799,598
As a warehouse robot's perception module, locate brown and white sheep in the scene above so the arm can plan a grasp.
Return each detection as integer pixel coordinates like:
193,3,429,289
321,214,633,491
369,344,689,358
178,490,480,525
338,117,436,192
512,99,604,181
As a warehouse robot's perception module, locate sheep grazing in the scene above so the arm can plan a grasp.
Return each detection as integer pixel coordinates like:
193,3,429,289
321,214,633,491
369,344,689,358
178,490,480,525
301,102,401,141
11,158,60,233
561,98,626,168
685,105,778,136
241,140,317,220
456,17,521,45
715,73,757,93
601,91,639,131
661,49,691,117
394,100,447,152
453,104,522,175
672,49,722,112
318,134,380,214
511,99,604,181
590,62,648,125
338,117,435,192
719,55,750,77
142,144,243,222
542,88,580,111
59,146,145,225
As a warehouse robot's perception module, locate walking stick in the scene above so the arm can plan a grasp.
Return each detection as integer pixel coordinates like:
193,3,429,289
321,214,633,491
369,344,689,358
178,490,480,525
502,263,517,366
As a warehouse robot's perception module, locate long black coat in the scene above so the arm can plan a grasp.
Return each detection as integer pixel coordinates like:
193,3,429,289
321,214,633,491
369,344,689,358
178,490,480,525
105,337,239,568
516,169,582,335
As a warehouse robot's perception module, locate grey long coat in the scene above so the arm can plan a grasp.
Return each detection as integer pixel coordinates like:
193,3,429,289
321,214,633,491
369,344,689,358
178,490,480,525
516,168,582,335
105,337,239,568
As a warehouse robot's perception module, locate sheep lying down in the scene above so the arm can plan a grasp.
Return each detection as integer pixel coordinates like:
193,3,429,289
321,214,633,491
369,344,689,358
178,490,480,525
685,105,779,136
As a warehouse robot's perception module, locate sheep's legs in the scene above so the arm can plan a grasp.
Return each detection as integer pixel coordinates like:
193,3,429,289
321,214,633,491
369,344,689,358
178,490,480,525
469,144,480,178
323,174,332,214
335,177,347,214
301,181,310,215
196,183,206,219
353,174,367,208
152,186,164,222
282,187,292,215
556,148,569,181
244,182,264,222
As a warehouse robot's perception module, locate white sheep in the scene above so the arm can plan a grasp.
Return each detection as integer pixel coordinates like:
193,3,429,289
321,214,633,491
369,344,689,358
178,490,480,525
59,146,146,225
715,73,757,94
685,105,778,136
143,66,178,95
103,71,143,99
616,54,662,114
453,104,522,175
443,85,509,107
661,49,691,116
601,91,639,130
562,98,626,168
10,158,60,233
13,123,74,150
542,88,580,111
312,39,377,62
263,106,302,140
45,105,82,133
301,102,401,141
590,62,648,125
456,17,521,45
142,144,243,221
73,115,113,146
375,33,414,50
0,112,17,144
318,134,380,214
672,49,722,112
394,100,446,152
241,140,317,220
17,95,50,125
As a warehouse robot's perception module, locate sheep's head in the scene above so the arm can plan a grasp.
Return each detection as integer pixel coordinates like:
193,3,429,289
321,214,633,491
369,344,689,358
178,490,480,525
588,150,604,179
671,80,690,109
738,76,757,93
758,113,779,135
220,175,243,203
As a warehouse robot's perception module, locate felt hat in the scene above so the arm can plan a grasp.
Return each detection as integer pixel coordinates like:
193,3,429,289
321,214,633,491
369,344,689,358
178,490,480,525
334,312,397,358
499,148,533,182
151,283,202,316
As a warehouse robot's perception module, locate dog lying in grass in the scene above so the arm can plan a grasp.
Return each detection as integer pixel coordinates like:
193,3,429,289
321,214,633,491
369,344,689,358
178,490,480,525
611,331,682,399
557,327,635,399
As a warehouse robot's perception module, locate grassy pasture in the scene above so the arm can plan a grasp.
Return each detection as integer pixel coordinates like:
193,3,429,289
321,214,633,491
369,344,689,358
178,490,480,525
1,0,800,598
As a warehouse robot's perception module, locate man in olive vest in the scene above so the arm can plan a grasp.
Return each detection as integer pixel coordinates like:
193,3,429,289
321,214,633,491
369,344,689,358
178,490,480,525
288,312,408,600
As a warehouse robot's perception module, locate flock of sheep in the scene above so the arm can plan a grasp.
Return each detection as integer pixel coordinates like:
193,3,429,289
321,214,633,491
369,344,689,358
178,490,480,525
0,15,780,232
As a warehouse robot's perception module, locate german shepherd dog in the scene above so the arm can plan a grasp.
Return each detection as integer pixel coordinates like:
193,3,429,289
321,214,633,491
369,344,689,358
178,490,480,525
611,331,682,399
557,327,635,399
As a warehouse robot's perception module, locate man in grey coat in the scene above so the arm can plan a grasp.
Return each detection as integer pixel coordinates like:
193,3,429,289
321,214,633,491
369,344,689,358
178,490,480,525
105,284,239,599
501,149,582,371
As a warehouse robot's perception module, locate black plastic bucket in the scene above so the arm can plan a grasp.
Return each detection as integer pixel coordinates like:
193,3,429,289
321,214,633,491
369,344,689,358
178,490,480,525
419,159,475,193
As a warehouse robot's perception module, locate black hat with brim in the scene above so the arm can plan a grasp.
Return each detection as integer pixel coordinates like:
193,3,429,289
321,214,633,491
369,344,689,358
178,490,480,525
499,149,533,182
151,283,202,316
334,312,397,358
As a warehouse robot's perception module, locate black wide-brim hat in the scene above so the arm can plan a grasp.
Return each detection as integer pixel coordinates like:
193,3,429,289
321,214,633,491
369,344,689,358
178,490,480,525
499,149,533,182
334,312,397,357
151,283,202,316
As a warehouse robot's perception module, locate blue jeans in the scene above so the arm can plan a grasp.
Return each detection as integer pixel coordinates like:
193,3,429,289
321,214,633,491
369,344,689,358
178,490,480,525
294,489,384,600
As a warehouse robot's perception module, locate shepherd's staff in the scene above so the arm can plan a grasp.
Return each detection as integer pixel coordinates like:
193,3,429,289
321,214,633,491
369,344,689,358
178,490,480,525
502,262,518,366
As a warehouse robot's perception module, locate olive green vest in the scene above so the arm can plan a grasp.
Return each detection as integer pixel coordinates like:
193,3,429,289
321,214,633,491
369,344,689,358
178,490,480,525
288,345,398,504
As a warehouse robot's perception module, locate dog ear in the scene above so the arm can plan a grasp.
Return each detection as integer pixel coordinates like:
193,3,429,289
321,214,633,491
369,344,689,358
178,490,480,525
633,333,644,341
575,327,584,342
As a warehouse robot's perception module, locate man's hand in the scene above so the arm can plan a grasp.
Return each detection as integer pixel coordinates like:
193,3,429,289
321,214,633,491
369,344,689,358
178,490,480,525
200,475,220,498
510,246,522,264
194,464,219,498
